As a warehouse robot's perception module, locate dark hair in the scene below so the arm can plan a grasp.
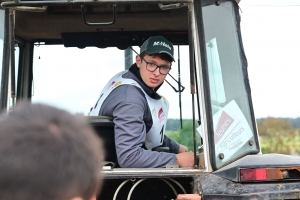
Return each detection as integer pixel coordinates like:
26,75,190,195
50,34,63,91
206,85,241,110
140,52,173,63
0,102,104,200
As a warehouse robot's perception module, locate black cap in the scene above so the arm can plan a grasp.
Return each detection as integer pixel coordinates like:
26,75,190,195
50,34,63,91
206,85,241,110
140,36,175,62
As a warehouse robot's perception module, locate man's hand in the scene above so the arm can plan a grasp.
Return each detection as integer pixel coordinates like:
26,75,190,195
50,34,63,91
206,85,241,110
176,152,194,168
178,144,188,153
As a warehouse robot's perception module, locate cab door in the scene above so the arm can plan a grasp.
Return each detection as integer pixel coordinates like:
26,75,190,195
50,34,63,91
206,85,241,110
194,1,300,199
192,0,260,170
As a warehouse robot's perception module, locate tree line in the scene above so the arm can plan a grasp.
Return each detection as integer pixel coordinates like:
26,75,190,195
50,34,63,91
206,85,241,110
257,117,300,155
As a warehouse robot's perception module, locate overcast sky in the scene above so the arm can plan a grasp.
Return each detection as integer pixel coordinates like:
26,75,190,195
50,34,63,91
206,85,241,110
239,0,300,118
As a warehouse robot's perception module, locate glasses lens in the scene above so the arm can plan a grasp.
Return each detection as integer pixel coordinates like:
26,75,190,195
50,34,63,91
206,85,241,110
146,62,158,72
159,66,171,75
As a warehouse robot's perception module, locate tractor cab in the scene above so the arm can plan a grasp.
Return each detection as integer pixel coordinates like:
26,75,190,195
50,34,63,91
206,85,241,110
1,0,300,199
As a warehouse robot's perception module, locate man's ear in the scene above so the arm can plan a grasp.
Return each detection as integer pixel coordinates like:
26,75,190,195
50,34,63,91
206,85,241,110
135,55,141,68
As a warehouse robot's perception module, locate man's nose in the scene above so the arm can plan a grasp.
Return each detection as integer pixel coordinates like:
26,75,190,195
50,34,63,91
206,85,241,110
153,67,160,75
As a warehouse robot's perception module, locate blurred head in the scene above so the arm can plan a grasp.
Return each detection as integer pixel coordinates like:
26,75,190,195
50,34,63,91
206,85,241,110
0,102,104,200
136,36,174,88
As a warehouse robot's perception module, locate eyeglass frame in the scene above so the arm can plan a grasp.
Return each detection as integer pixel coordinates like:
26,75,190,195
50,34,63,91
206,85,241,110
140,56,172,75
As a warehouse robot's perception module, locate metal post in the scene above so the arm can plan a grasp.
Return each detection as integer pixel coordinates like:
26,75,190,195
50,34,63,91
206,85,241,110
9,9,15,108
177,46,183,129
124,47,133,70
0,9,10,114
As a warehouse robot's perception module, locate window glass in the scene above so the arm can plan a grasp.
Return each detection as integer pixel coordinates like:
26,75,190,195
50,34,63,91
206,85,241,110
202,1,259,168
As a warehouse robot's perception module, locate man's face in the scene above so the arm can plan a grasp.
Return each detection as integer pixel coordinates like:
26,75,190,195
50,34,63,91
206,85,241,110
136,54,171,89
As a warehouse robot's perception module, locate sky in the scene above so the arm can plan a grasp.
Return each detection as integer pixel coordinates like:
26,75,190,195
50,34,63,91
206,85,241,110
1,1,300,119
238,0,300,118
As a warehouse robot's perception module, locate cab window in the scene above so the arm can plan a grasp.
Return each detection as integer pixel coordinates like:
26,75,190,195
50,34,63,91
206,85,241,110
203,1,259,168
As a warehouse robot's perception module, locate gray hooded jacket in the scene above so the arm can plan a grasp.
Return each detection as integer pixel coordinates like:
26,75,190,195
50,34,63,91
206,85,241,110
98,64,179,168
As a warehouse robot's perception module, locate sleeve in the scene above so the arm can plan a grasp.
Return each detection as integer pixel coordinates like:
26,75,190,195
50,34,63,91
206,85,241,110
162,135,180,154
100,84,178,168
112,102,177,168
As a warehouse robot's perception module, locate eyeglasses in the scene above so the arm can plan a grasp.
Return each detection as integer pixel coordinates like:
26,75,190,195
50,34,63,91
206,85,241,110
141,57,171,75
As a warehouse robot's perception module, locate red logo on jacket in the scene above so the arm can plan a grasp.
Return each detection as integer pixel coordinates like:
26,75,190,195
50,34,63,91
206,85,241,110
158,108,165,123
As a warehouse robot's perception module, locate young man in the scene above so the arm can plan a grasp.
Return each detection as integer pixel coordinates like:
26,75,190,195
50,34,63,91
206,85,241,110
90,36,194,168
0,102,104,200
